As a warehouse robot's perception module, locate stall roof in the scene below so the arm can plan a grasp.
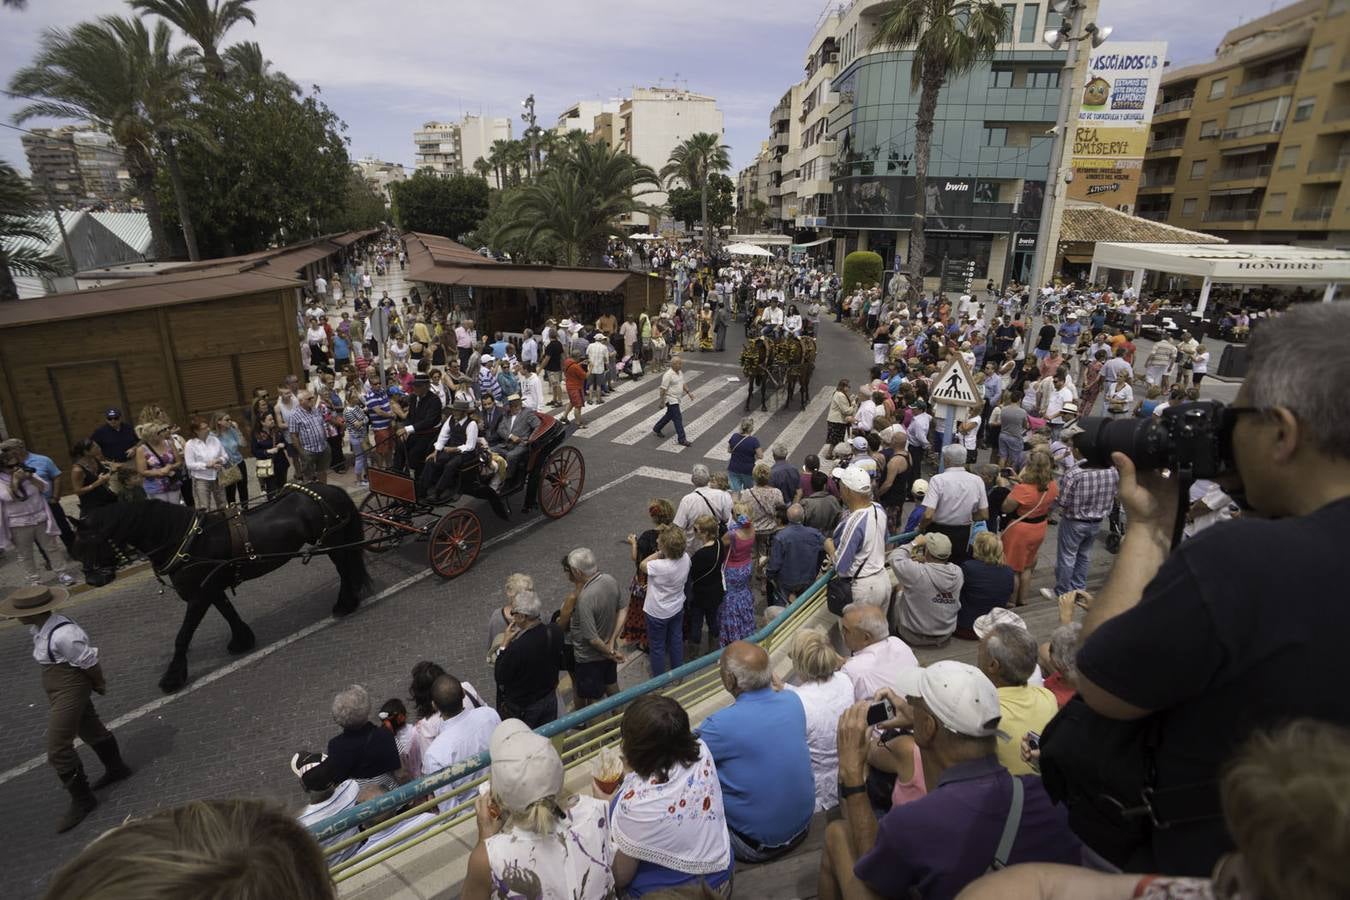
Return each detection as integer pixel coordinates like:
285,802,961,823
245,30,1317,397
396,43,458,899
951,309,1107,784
1060,204,1226,245
1090,242,1350,284
0,269,302,329
403,231,632,293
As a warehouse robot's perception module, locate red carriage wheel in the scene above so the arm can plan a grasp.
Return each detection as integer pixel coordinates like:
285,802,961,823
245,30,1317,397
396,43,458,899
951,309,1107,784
539,445,585,519
428,508,482,578
359,491,409,553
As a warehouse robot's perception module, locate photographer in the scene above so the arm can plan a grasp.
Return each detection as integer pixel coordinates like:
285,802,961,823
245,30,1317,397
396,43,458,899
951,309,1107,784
1063,303,1350,876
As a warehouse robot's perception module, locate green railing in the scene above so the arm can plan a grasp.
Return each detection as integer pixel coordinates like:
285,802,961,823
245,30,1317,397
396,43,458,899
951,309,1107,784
312,529,916,883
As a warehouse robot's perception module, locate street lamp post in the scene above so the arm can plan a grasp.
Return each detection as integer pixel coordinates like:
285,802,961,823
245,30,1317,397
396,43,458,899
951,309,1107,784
521,94,539,178
1028,0,1112,292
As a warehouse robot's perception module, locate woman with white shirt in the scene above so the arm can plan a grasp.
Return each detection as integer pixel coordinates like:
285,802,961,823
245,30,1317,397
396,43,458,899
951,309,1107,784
387,333,410,367
638,526,691,678
783,627,855,811
1191,344,1210,387
519,362,544,411
184,416,228,510
304,318,329,369
785,304,803,336
1104,378,1134,418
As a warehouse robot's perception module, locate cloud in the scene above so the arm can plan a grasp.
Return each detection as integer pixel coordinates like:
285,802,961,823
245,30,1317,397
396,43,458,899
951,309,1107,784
0,0,1289,180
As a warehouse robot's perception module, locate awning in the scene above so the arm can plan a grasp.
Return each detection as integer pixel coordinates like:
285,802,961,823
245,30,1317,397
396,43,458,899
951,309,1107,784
331,229,378,247
1207,187,1258,197
1062,253,1095,265
410,264,630,293
1220,145,1268,156
792,237,832,249
725,242,774,257
1090,242,1350,284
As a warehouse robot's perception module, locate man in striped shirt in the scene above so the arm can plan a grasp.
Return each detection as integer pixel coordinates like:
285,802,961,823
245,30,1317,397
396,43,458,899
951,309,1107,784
1046,425,1119,599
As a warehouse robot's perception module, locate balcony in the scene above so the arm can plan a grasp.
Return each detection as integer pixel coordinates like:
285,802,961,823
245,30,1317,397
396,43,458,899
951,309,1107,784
1214,163,1272,182
1325,105,1350,124
1154,96,1194,116
1148,136,1186,151
1307,157,1349,176
1219,120,1284,141
1202,208,1260,222
1292,206,1334,222
1232,70,1299,98
1138,175,1177,192
1137,209,1170,221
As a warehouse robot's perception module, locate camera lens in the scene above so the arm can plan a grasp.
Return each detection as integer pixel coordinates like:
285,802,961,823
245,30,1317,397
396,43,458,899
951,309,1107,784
1074,416,1171,471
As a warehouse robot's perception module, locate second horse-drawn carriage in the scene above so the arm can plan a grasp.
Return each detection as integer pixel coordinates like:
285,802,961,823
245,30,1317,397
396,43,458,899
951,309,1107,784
739,333,817,412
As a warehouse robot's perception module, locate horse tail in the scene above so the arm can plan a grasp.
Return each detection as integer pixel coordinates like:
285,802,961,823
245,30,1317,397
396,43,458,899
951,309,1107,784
322,488,373,613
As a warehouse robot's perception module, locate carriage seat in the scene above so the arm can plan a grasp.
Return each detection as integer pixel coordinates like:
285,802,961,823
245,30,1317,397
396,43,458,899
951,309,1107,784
530,413,557,444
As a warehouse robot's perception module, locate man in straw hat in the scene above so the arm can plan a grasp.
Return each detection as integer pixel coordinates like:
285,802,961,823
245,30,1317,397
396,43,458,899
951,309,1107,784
0,586,132,832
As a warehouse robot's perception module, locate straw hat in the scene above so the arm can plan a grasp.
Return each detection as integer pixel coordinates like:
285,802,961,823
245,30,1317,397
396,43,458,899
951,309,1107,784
0,585,74,619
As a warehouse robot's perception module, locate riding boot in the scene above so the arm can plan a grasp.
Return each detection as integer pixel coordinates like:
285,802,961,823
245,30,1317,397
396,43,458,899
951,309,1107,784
89,735,134,790
57,765,98,833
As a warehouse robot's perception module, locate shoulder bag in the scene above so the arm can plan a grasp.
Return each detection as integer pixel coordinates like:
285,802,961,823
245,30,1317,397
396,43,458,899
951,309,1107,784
827,506,879,616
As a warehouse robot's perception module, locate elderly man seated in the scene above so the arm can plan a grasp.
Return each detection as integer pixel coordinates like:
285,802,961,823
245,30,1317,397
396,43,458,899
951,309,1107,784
821,661,1083,899
490,393,539,484
699,641,815,863
888,532,964,647
303,684,402,794
768,503,826,603
978,623,1059,775
839,603,918,701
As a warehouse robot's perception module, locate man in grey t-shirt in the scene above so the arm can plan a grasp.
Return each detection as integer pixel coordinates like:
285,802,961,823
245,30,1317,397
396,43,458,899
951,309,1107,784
559,547,625,708
998,392,1030,471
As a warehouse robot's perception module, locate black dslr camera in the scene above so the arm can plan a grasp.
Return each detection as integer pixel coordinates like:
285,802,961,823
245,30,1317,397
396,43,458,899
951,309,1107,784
1073,400,1237,480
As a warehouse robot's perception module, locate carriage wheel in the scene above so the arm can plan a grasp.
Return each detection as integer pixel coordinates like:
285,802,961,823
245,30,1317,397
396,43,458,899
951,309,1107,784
428,508,482,578
539,446,585,519
360,491,410,553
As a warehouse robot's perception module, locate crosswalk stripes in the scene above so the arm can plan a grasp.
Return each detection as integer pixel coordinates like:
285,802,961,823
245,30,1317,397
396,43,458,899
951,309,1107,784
612,373,725,445
657,378,752,453
768,386,834,460
705,404,776,461
569,371,702,439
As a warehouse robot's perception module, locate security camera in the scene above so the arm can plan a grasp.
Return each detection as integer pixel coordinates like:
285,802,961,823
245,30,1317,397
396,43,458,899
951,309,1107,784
1064,170,1075,184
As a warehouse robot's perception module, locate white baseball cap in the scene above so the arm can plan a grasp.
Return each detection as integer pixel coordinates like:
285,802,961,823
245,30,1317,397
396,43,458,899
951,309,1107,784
831,466,873,494
972,606,1028,639
893,661,1003,738
489,719,563,811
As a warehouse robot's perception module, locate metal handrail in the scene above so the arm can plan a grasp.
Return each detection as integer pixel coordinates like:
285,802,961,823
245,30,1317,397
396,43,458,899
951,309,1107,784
312,529,916,879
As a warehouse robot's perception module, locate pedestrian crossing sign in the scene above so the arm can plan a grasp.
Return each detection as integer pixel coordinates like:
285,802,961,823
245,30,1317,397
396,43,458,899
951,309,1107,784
929,357,981,408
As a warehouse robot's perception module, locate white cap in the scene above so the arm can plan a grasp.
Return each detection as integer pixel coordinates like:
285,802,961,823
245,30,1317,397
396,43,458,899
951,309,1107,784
972,606,1028,639
850,435,868,451
893,661,1003,738
911,477,929,495
831,466,872,494
489,719,564,811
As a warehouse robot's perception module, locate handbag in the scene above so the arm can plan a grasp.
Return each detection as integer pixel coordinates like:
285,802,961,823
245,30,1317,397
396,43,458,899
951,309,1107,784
218,464,242,488
827,506,877,616
255,458,275,479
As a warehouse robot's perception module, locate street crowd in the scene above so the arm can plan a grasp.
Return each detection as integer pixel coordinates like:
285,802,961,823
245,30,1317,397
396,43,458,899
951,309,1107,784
10,238,1350,900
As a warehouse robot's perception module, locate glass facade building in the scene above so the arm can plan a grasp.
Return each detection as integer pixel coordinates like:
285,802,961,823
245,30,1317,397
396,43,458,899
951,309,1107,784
828,47,1066,284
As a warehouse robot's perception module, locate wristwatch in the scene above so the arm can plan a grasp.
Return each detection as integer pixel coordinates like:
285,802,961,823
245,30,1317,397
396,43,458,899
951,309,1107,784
839,782,867,800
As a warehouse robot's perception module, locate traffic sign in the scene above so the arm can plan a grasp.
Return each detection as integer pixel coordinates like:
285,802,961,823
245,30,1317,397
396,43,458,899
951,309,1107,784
930,357,981,408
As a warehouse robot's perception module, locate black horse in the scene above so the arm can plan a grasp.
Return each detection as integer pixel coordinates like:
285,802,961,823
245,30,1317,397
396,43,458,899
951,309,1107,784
73,484,371,694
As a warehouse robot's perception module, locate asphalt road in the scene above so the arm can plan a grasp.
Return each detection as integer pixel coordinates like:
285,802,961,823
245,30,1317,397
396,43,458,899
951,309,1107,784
0,296,1242,897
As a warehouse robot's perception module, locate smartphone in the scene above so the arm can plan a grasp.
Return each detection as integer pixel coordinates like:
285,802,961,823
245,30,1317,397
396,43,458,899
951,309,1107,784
866,698,895,727
1025,730,1041,773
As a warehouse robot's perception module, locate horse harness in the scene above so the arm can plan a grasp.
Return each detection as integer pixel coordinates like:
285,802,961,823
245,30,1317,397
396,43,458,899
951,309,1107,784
154,483,349,585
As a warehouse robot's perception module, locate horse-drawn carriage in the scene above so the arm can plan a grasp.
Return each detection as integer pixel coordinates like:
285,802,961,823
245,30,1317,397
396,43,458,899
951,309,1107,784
358,412,585,577
739,333,817,412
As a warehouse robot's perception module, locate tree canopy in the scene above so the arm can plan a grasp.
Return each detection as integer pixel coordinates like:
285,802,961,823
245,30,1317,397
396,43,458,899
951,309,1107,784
390,171,490,241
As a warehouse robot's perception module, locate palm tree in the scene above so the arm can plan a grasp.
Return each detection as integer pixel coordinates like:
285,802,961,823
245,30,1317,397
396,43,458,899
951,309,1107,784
0,161,68,301
471,158,492,182
661,132,730,250
488,138,513,189
870,0,1007,294
223,40,299,96
494,142,659,265
128,0,256,79
10,16,207,260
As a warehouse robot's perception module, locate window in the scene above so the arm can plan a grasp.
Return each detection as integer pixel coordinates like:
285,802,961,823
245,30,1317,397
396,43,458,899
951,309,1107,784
1046,9,1064,31
1280,145,1300,169
1027,69,1061,89
1199,119,1220,138
1181,198,1198,216
1293,97,1315,122
1228,97,1285,129
1266,193,1286,214
991,67,1015,88
1001,4,1017,42
1308,44,1332,70
984,126,1008,146
1208,77,1228,100
1189,159,1207,179
1020,3,1041,43
1330,0,1349,16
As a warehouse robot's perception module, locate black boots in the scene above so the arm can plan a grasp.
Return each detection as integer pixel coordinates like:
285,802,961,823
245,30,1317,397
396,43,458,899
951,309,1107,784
57,766,98,833
89,735,134,790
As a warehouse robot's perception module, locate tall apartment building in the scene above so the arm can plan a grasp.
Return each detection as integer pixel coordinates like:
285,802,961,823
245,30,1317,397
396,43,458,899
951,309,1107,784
1137,0,1349,246
413,121,461,175
555,99,621,136
21,124,127,208
824,0,1069,284
618,87,726,228
353,157,407,203
736,141,776,230
413,116,513,186
457,115,513,188
780,9,843,232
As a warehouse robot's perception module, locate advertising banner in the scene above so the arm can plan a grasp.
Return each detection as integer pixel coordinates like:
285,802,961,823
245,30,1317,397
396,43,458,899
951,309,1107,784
1070,41,1167,214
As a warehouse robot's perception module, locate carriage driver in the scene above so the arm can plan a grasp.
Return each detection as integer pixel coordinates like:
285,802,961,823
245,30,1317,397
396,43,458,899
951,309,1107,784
0,585,133,833
420,399,478,504
760,297,785,336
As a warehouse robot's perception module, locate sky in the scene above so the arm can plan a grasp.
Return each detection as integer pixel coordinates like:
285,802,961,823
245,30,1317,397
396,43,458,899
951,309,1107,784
1,0,1288,178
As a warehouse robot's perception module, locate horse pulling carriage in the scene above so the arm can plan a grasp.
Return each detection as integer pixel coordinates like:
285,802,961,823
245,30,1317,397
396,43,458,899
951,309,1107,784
70,414,584,694
358,412,586,578
739,333,817,412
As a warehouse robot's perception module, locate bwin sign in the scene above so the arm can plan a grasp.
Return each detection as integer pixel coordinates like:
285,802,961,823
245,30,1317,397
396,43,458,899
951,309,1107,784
944,181,969,191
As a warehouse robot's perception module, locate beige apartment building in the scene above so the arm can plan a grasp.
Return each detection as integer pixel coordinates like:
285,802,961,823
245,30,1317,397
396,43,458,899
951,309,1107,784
1138,0,1350,246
